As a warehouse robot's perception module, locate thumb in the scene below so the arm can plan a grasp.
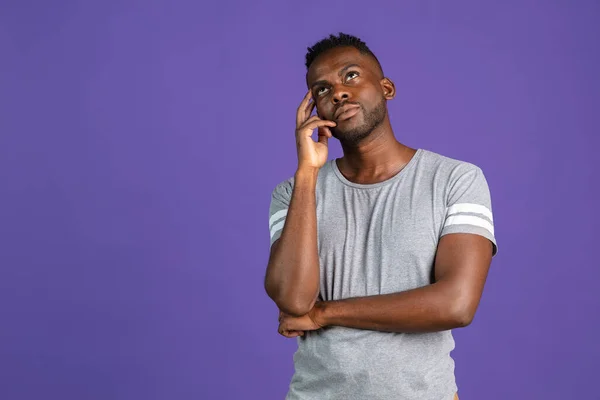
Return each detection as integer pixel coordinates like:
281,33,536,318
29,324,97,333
317,127,331,145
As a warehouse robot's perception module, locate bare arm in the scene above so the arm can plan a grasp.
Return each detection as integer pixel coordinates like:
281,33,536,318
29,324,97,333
264,91,336,317
264,169,320,316
280,233,494,333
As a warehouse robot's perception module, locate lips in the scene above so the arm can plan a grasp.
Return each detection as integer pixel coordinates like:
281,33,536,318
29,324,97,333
334,104,360,120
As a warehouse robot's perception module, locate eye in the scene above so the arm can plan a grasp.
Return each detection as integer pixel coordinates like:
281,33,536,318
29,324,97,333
316,87,329,96
345,71,359,81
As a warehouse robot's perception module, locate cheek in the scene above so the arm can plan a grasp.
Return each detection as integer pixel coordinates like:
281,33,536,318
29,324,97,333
317,102,334,118
360,88,384,109
360,85,381,100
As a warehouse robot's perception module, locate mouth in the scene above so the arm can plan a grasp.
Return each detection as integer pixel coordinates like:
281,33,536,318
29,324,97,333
334,104,360,121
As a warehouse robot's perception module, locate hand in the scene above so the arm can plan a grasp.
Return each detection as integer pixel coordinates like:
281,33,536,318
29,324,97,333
295,91,337,171
278,303,325,338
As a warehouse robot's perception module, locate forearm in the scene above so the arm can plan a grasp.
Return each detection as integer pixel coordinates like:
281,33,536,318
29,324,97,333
265,168,321,316
317,281,474,333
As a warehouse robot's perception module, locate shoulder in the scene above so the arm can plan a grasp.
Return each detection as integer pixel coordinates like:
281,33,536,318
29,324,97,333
418,148,485,179
270,176,294,202
420,148,481,170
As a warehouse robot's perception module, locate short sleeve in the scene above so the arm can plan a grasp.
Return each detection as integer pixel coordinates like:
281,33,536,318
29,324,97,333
268,179,293,248
441,165,498,256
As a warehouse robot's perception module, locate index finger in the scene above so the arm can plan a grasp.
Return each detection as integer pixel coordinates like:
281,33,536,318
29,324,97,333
296,90,313,126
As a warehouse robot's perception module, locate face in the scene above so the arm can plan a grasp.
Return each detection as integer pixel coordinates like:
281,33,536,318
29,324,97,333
306,47,395,145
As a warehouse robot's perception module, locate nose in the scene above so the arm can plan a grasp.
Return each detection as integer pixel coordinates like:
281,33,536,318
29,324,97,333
331,86,350,104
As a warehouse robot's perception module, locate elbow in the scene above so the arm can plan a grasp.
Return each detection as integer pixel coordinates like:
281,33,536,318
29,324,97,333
272,288,316,316
453,309,475,328
277,301,314,317
448,299,478,328
271,291,314,316
264,282,315,317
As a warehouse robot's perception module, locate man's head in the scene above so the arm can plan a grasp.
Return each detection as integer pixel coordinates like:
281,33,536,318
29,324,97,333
305,33,395,146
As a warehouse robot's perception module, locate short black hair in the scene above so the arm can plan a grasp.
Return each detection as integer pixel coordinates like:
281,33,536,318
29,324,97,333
305,32,383,74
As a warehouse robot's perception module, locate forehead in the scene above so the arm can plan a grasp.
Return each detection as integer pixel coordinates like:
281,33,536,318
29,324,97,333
306,47,377,85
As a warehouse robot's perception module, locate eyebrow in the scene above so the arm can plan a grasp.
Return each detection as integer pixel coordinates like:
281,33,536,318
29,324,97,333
310,63,362,89
338,63,361,77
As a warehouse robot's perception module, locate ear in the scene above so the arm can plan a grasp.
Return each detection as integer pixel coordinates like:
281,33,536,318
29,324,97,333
380,77,396,100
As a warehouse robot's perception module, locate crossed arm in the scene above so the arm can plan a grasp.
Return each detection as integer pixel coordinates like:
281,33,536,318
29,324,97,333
274,232,493,337
264,170,494,337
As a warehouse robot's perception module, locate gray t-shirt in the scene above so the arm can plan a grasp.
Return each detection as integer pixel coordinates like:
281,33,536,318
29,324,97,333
268,148,498,400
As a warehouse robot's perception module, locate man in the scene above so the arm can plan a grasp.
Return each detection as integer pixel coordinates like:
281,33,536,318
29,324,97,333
264,33,497,400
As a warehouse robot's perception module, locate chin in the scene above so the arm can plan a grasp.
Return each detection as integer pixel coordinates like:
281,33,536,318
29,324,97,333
332,115,362,135
332,125,373,145
331,101,386,145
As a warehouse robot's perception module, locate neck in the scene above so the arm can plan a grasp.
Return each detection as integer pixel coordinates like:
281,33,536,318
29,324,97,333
337,119,416,184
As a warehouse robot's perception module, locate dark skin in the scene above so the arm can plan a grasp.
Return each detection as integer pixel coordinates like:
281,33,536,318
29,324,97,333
266,46,493,337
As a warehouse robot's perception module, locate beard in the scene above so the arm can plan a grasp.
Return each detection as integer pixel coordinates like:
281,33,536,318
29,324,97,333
330,96,387,146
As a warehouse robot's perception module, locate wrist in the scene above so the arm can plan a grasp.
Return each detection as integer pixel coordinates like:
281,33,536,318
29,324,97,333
295,167,320,182
313,301,330,328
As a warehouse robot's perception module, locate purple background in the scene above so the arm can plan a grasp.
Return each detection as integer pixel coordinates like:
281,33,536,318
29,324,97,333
1,1,598,399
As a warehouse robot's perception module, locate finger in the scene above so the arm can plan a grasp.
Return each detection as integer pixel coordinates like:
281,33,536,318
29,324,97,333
278,324,298,337
318,126,333,138
301,119,337,134
318,129,330,146
296,91,313,126
305,98,315,112
281,330,304,338
295,116,321,137
299,115,321,127
304,99,316,119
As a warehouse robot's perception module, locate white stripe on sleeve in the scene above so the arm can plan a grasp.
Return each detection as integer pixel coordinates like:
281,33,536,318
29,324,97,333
444,215,495,236
447,203,493,222
269,209,288,229
270,220,285,240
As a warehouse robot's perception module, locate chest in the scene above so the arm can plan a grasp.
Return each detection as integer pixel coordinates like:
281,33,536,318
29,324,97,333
317,187,443,251
315,186,446,298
